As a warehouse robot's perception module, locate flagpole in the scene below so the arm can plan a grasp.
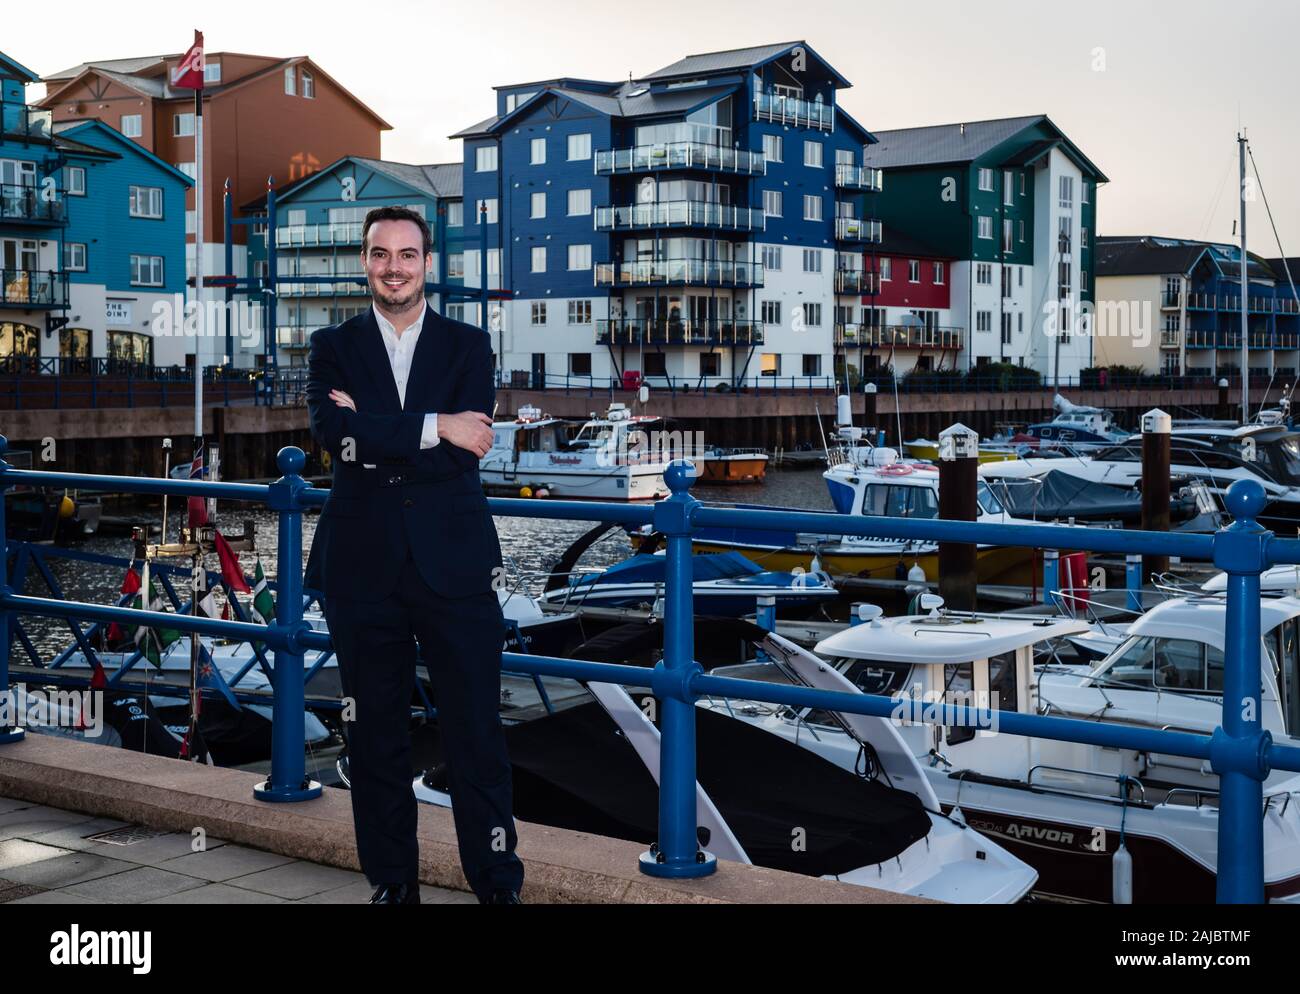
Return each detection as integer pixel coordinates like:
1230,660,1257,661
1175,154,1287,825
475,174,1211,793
192,43,204,476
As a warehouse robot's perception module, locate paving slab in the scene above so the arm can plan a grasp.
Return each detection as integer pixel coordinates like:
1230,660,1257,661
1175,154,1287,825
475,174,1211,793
224,860,366,900
143,882,289,904
157,844,296,882
61,865,209,903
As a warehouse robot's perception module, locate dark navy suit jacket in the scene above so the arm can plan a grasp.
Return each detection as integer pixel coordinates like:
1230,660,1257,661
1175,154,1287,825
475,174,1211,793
304,306,501,602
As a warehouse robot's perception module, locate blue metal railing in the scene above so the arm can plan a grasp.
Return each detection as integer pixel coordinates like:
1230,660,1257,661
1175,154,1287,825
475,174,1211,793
1,436,1298,900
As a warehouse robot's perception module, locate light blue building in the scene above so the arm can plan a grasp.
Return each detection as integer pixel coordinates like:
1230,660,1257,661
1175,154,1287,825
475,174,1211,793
452,40,882,390
244,156,465,364
0,49,190,367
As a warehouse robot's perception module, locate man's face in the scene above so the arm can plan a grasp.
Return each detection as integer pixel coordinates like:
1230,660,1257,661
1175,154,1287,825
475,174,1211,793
362,219,430,312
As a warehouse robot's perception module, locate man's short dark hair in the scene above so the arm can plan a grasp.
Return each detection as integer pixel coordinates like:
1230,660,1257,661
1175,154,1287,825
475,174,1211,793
362,205,432,257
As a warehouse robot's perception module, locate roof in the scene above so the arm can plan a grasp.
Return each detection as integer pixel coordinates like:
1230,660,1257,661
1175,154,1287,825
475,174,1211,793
642,40,850,88
813,614,1089,664
864,114,1107,181
1094,236,1211,278
1264,258,1300,290
877,226,950,260
44,54,176,82
1123,595,1300,651
0,51,41,84
241,155,458,209
54,119,194,185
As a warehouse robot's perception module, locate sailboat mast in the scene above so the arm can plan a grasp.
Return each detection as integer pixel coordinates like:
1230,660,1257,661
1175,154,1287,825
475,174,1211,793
1239,132,1249,425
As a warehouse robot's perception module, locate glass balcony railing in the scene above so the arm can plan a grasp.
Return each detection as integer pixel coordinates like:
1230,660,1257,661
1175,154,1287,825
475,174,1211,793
833,164,883,192
594,142,765,175
834,269,879,294
274,222,365,248
1161,290,1182,309
1185,292,1216,310
1,104,53,140
2,269,69,307
1160,330,1182,348
835,323,963,350
595,318,763,347
276,278,368,297
833,217,882,243
753,91,834,131
593,201,764,232
0,184,65,224
593,258,763,288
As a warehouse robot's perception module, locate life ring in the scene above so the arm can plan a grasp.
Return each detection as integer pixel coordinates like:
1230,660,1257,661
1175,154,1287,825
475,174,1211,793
879,463,914,476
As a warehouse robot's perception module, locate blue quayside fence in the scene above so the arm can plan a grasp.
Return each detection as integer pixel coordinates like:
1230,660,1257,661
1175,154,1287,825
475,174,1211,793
2,438,1299,901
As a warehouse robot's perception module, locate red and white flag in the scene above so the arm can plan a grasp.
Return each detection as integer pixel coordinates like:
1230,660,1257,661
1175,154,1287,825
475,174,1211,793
171,31,205,90
186,448,208,527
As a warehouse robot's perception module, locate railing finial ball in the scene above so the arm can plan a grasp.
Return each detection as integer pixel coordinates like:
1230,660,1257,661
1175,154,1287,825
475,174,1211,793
1225,478,1267,523
277,445,306,476
664,460,695,494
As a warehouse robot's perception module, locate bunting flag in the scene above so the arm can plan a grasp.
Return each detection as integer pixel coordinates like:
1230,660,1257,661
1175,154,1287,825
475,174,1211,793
127,563,182,668
213,530,251,593
106,563,142,645
252,557,275,624
196,644,241,712
186,447,208,528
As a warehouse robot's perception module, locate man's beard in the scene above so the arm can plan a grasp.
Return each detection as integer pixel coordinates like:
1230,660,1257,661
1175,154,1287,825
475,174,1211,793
370,274,423,312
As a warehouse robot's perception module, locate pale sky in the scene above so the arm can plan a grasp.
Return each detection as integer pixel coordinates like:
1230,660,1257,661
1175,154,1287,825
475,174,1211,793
18,0,1299,253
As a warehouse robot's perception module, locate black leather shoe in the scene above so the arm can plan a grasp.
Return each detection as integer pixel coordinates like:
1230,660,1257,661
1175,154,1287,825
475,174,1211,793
369,882,420,904
480,888,522,904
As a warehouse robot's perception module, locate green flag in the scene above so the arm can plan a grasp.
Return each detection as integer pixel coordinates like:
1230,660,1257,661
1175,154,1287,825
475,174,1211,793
252,557,275,624
128,570,181,668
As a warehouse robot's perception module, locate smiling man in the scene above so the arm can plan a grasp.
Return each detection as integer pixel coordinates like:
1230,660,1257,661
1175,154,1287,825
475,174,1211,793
304,205,524,905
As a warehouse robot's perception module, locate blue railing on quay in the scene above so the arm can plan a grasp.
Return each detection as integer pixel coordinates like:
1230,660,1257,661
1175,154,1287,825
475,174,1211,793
1,436,1298,901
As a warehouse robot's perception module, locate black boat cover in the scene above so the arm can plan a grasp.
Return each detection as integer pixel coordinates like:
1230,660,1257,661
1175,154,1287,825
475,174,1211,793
988,470,1146,523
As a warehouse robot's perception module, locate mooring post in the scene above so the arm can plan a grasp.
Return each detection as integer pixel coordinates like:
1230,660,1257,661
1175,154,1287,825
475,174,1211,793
1141,409,1171,582
938,423,979,613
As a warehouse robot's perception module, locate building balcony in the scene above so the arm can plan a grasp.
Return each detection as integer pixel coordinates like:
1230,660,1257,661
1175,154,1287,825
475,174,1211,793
1185,292,1216,310
1160,331,1181,349
1186,330,1278,349
276,278,368,297
1161,290,1181,310
594,141,765,176
1278,297,1300,316
1,104,53,141
593,259,763,288
834,269,879,294
593,201,764,233
833,216,882,243
596,318,764,347
753,91,834,131
274,222,365,248
836,323,963,350
0,184,65,225
833,164,883,192
2,269,68,308
1277,333,1300,350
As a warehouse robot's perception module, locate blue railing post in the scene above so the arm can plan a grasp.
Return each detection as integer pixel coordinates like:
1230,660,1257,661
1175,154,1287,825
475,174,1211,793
0,436,25,742
1042,548,1060,609
254,445,322,802
641,459,715,878
1212,479,1270,903
1125,553,1143,613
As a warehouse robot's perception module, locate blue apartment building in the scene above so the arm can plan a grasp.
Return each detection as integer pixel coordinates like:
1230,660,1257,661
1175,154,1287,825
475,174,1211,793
0,50,190,367
244,156,465,364
451,40,883,389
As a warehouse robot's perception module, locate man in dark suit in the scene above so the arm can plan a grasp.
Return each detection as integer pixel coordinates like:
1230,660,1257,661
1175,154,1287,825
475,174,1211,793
305,205,524,904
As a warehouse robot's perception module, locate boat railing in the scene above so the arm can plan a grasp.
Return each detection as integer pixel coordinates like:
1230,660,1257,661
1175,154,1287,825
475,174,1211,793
1027,764,1147,803
2,440,1298,899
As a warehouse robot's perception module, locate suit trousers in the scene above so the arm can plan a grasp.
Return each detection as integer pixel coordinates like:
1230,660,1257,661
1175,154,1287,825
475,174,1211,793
324,546,525,899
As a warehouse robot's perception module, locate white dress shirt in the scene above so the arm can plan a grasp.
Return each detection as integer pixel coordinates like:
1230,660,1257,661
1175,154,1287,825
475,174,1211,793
372,301,439,449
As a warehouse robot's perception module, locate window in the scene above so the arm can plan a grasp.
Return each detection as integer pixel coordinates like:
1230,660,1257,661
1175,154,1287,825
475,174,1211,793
761,300,781,325
1081,226,1089,248
763,190,782,218
284,66,296,95
63,166,85,196
505,91,538,113
1019,172,1026,196
760,353,781,376
445,201,464,227
803,354,822,376
643,353,666,376
448,253,464,278
762,245,782,271
976,310,992,333
475,198,498,224
976,263,992,285
130,254,164,286
129,185,163,218
1059,175,1074,208
567,244,592,271
802,303,822,326
531,247,546,273
204,62,221,84
567,300,592,324
120,114,142,138
1018,313,1024,334
530,192,546,219
567,189,591,216
530,138,546,165
978,168,994,192
186,209,195,234
1001,266,1012,298
1082,181,1090,205
933,261,945,284
567,133,592,161
1018,266,1024,287
908,259,920,283
63,242,87,271
1003,219,1013,253
880,257,892,281
286,208,307,227
803,140,823,168
802,248,822,273
803,195,822,221
1019,219,1025,243
570,352,592,376
301,70,314,99
176,162,196,180
763,134,782,163
173,113,195,137
1001,312,1012,345
475,146,498,172
700,352,720,377
977,215,992,240
1003,170,1013,206
531,302,547,325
